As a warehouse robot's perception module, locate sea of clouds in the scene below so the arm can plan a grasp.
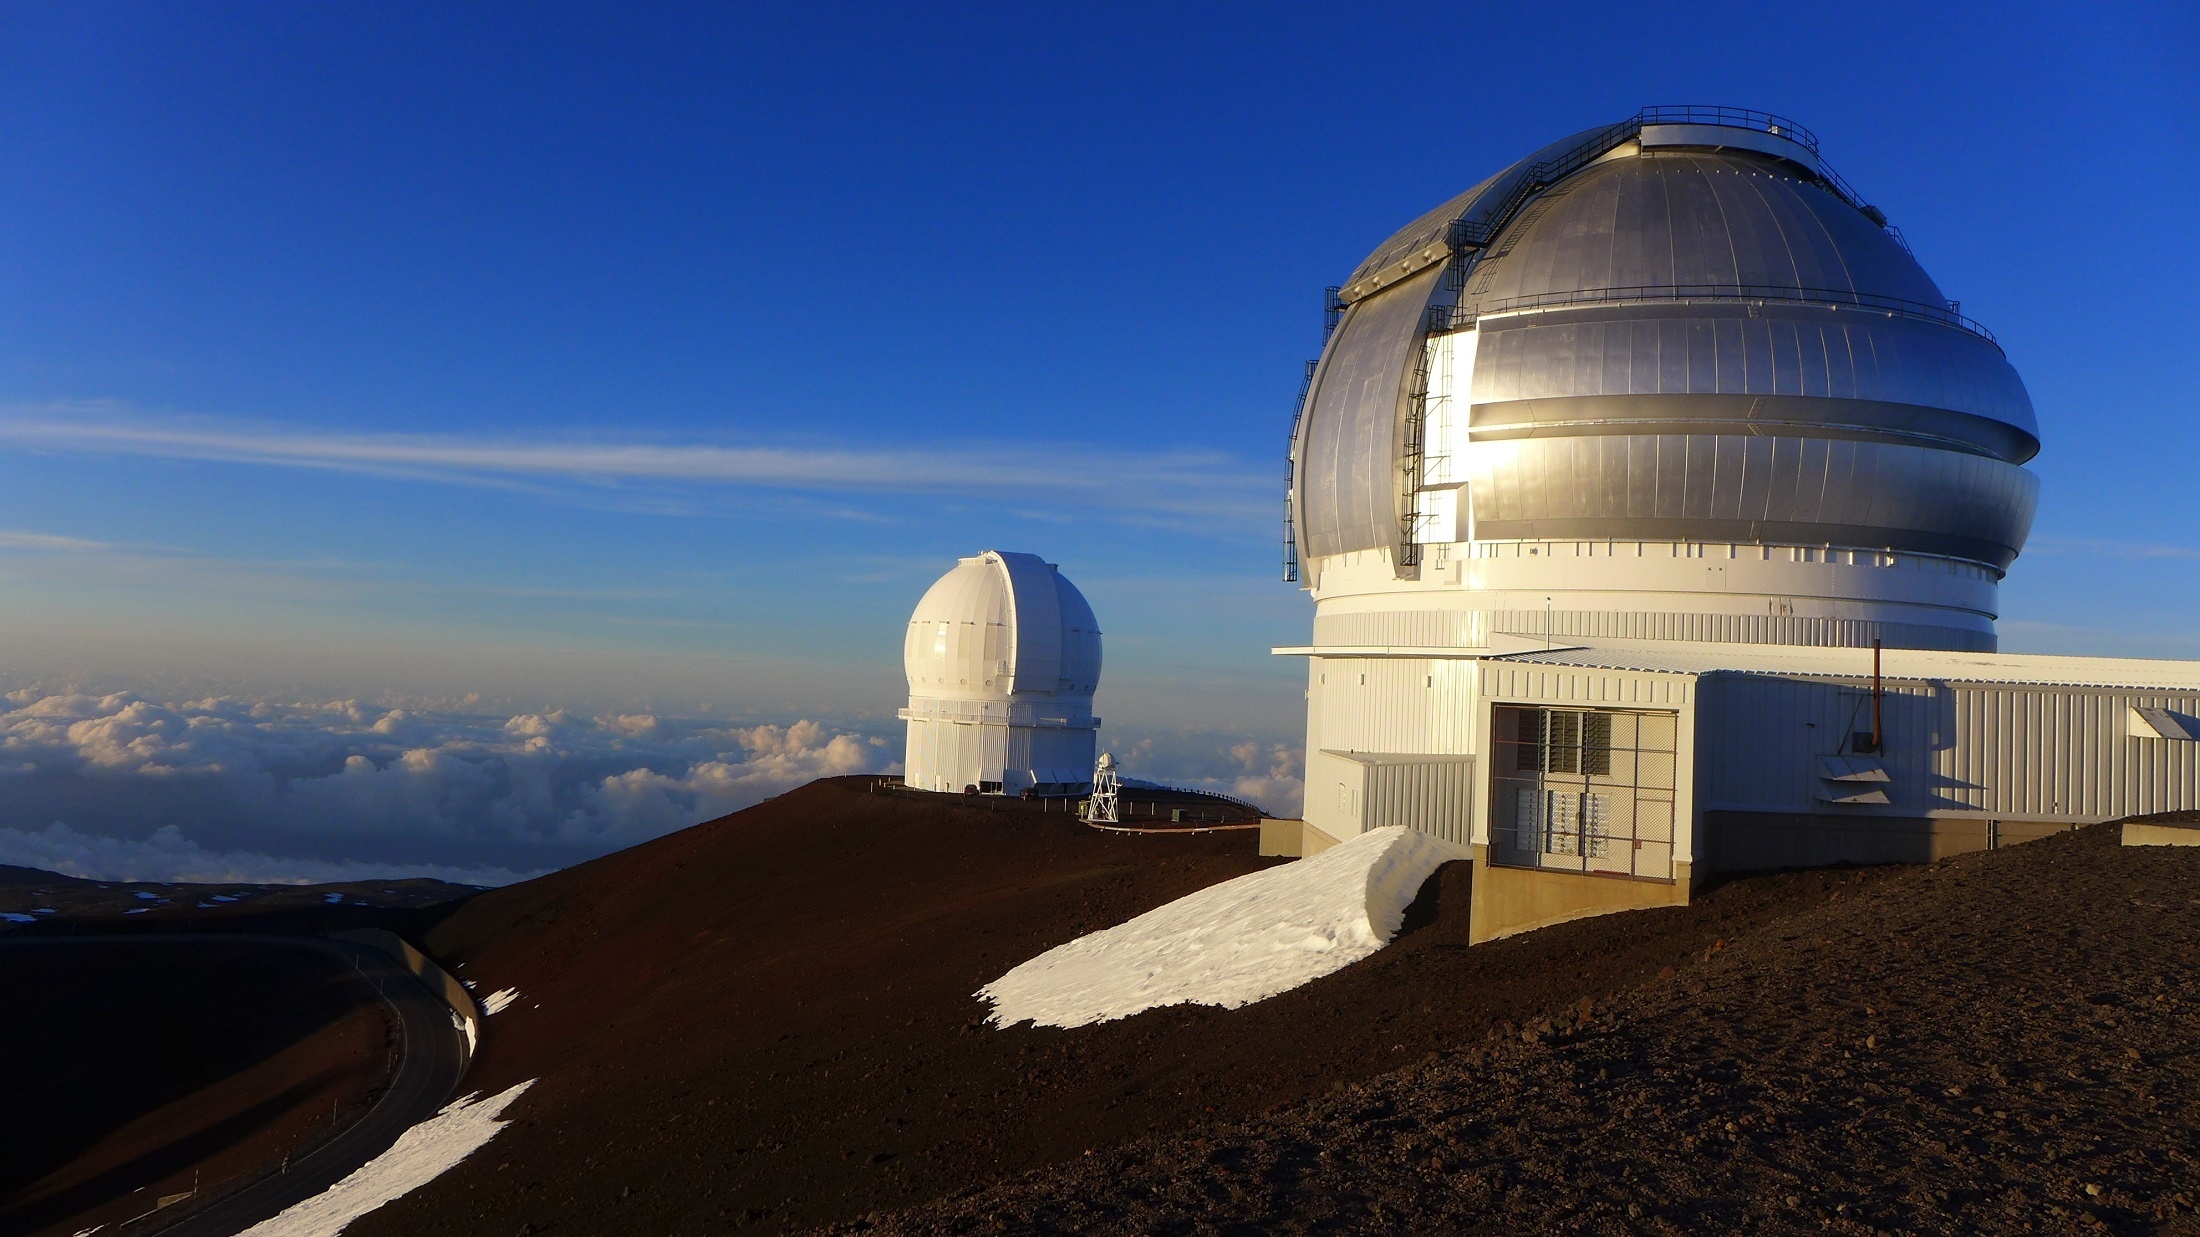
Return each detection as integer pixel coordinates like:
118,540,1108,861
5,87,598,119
0,688,894,886
0,686,1307,888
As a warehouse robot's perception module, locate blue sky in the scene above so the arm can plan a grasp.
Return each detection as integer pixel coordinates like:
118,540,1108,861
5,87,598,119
0,1,2193,876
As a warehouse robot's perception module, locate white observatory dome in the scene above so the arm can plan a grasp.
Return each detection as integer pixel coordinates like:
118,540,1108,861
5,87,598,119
902,551,1101,700
900,551,1102,795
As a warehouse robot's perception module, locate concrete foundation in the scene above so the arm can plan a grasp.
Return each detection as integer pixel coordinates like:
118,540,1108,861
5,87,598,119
2122,820,2200,848
1258,818,1344,859
1708,811,2078,871
1465,845,1692,944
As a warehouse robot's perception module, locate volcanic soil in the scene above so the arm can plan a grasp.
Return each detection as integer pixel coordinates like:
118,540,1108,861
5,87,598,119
858,822,2200,1236
0,940,392,1237
330,776,2012,1237
0,869,482,1236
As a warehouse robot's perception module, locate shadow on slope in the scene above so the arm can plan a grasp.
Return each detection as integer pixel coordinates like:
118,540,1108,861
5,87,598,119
339,777,1911,1237
870,824,2200,1236
0,941,390,1237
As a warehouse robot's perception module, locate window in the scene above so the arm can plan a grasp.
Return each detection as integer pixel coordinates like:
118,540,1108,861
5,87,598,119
1492,706,1677,880
1517,787,1614,860
1512,708,1612,776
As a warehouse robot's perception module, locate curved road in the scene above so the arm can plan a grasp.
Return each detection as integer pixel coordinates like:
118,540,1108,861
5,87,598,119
0,934,468,1237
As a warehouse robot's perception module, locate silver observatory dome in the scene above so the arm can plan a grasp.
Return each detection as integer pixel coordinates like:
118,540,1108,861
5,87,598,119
1288,107,2039,651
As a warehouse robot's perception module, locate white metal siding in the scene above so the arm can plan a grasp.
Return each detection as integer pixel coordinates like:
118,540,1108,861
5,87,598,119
1312,608,1489,648
1315,657,1476,756
1479,665,1693,707
1364,758,1476,846
1945,686,2200,819
1697,676,2200,822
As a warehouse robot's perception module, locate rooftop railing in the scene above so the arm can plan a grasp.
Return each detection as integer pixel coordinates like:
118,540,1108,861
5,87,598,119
1636,105,1819,153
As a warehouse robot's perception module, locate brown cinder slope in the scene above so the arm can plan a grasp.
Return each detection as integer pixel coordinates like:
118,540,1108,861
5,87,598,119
864,824,2200,1236
344,777,1280,1236
344,777,1933,1236
0,941,390,1237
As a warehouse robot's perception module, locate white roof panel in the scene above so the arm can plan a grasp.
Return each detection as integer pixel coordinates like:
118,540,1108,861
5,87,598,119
1487,640,2200,692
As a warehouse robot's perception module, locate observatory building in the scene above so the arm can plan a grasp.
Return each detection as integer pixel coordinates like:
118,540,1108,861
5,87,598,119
901,550,1103,796
1278,107,2200,942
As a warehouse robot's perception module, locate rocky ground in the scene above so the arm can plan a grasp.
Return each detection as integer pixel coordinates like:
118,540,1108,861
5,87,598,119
13,784,2196,1236
854,823,2200,1235
0,867,479,1236
0,940,392,1237
343,778,2000,1237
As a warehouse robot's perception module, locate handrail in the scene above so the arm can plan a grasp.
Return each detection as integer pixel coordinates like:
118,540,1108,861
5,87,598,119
1446,119,1639,251
1343,104,1896,306
1443,106,1877,260
1637,105,1818,153
1463,282,2000,350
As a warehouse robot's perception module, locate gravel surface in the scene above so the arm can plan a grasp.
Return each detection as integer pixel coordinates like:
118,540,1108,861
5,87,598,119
338,778,1980,1236
0,939,392,1237
28,779,2192,1236
854,824,2200,1235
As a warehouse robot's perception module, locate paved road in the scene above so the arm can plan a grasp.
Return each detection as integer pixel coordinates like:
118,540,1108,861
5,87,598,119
0,934,469,1237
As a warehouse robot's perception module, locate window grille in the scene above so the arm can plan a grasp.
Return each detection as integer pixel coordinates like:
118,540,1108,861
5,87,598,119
1493,706,1676,880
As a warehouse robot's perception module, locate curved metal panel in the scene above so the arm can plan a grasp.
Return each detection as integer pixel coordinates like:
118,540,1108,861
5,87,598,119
1466,435,2039,567
1052,569,1103,695
1342,125,1621,302
1463,150,1944,309
994,551,1063,693
1469,394,2037,464
1470,306,2037,450
904,556,1013,696
1297,264,1446,559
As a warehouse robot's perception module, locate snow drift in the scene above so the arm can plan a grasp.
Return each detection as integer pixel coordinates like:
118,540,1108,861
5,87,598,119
235,1080,534,1237
980,825,1453,1029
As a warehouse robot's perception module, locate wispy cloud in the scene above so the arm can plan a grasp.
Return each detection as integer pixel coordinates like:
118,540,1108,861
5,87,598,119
0,530,112,553
0,404,1274,523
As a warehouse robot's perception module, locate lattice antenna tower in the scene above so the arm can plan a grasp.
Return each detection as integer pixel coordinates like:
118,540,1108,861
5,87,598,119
1082,752,1120,825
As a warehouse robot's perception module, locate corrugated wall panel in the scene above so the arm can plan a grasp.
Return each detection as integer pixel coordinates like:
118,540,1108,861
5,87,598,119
1952,686,2200,819
1699,675,1941,814
1364,759,1477,846
1482,665,1690,708
1699,676,2200,820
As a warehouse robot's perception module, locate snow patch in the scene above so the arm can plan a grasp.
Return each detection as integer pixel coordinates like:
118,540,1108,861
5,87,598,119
482,987,521,1016
980,826,1453,1029
1,912,32,923
234,1080,533,1237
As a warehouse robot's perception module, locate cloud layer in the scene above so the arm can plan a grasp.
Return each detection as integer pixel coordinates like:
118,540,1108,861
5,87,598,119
1105,732,1305,819
0,405,1270,523
0,822,537,887
0,689,894,883
0,686,1307,886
